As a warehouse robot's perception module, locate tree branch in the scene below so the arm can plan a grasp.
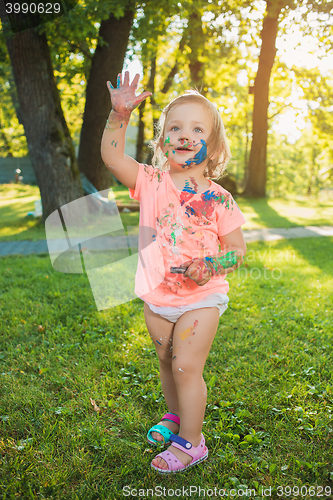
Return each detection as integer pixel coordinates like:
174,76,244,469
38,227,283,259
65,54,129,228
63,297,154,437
268,103,294,120
161,31,188,94
57,33,92,60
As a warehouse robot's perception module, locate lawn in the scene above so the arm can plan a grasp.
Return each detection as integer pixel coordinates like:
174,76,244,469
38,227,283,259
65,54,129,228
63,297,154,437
0,236,332,499
1,183,333,241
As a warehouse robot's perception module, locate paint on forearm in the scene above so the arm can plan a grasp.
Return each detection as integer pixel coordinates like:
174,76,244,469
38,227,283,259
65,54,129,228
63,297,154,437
105,111,128,132
204,251,241,275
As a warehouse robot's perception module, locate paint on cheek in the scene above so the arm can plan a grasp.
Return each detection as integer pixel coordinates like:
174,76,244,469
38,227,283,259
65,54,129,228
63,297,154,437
164,136,171,146
184,140,207,166
179,368,185,372
179,319,198,340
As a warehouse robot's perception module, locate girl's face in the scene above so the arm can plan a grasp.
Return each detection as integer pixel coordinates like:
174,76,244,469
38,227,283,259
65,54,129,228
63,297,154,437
162,102,213,170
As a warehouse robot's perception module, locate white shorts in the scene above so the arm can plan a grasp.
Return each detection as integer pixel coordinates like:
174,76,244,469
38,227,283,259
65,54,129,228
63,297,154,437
145,293,229,323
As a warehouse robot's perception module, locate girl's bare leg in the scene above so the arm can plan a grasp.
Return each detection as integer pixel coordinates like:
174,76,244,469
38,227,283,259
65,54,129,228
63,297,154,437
143,303,179,439
151,306,220,470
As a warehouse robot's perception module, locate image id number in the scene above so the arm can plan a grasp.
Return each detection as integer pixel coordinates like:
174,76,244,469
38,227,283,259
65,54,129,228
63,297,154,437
5,2,61,14
277,485,332,497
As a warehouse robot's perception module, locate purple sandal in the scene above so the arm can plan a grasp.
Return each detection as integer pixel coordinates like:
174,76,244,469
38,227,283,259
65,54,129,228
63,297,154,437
151,433,208,473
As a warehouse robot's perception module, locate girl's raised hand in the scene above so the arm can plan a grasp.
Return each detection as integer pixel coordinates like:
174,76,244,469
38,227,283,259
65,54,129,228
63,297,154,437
107,71,152,115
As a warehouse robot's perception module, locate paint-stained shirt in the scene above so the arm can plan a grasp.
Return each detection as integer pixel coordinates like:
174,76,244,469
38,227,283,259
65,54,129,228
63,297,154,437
129,163,246,307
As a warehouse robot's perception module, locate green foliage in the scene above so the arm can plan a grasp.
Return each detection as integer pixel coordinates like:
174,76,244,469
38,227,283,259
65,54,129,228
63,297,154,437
1,0,333,195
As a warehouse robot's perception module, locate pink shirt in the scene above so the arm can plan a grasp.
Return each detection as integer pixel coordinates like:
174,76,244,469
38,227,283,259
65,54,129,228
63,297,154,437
129,164,246,307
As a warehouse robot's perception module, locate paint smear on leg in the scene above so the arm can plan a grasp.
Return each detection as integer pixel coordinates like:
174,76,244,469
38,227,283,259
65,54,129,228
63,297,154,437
179,319,198,340
179,368,185,372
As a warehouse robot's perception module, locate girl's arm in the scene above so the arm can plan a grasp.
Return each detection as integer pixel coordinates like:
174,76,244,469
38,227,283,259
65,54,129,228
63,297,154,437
206,227,247,276
101,71,151,190
182,227,247,286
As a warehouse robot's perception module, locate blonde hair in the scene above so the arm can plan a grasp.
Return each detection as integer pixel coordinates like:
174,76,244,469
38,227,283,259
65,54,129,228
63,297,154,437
150,90,231,179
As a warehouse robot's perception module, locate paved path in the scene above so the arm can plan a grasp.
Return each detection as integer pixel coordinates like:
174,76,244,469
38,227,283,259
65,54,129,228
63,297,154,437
0,226,332,256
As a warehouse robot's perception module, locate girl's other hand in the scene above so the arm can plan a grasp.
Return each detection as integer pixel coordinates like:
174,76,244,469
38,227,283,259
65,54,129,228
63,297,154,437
107,71,152,115
181,259,212,286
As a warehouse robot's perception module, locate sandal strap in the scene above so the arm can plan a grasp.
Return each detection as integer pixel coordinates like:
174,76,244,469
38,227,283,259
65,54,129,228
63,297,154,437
147,425,173,443
170,433,206,461
161,413,180,425
169,433,192,449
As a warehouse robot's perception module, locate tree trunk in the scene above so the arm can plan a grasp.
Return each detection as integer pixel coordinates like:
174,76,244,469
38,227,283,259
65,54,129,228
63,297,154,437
78,7,135,191
135,55,157,164
1,9,83,220
148,55,158,137
135,100,146,163
243,1,283,198
187,11,205,90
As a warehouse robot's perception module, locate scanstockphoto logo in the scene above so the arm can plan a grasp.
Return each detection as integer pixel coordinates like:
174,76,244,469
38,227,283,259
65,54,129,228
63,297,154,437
45,188,163,311
1,0,78,33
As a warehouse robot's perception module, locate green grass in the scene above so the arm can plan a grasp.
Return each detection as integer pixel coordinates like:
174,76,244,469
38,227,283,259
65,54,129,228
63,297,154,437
1,184,333,242
0,237,332,499
236,196,333,229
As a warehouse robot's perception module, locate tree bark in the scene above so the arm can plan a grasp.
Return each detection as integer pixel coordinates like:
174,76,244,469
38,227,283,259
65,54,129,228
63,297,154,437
135,100,146,163
0,6,83,220
243,1,283,197
187,11,205,90
78,7,135,190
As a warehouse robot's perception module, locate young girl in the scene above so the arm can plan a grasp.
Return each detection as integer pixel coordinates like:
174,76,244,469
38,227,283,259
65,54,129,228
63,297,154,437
101,71,247,473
